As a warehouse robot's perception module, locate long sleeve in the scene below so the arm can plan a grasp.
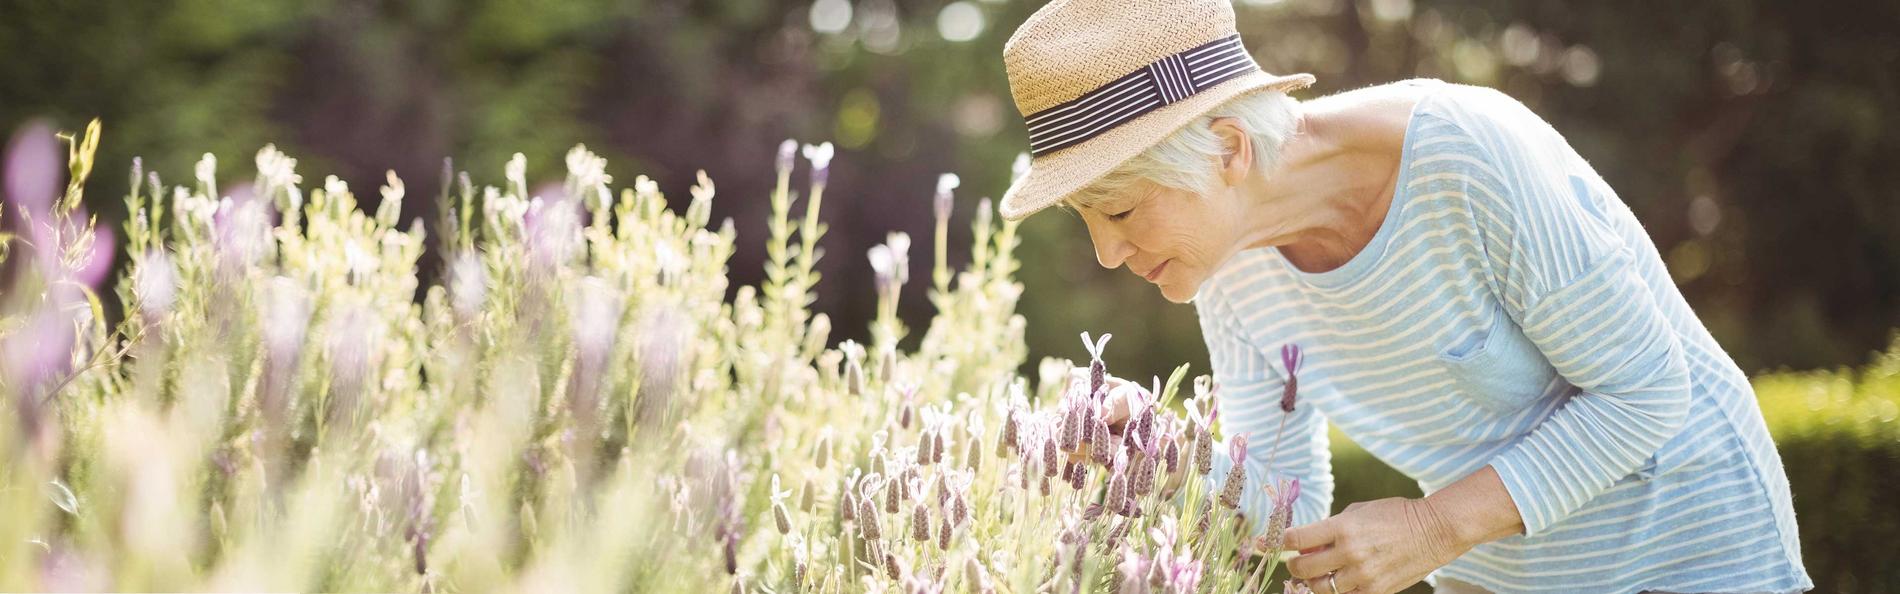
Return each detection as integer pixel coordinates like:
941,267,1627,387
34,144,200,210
1195,286,1332,533
1440,90,1692,536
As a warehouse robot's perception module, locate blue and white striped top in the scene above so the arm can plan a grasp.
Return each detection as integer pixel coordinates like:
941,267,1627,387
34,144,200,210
1197,79,1812,593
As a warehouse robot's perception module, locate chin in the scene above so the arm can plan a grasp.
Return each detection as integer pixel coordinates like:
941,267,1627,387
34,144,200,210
1157,274,1201,304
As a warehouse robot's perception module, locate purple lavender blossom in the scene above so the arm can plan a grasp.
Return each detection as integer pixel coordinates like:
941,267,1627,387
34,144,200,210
1280,343,1304,413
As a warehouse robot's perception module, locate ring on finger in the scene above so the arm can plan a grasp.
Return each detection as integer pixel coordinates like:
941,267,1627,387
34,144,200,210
1327,571,1341,594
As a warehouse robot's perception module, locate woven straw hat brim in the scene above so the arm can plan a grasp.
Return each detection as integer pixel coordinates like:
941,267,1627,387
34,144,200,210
999,70,1315,221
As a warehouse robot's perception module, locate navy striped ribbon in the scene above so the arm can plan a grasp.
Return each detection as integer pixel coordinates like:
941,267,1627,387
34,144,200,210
1023,33,1261,157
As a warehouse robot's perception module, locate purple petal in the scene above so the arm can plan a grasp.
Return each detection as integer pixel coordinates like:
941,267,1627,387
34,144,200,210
74,226,114,288
4,120,62,218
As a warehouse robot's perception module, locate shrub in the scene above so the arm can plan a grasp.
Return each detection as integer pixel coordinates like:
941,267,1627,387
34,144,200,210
0,122,1306,592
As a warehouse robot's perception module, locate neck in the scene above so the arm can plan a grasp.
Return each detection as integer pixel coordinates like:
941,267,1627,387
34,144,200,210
1235,108,1401,272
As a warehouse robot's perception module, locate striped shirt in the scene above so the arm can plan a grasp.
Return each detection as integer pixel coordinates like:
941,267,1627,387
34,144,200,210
1197,79,1812,593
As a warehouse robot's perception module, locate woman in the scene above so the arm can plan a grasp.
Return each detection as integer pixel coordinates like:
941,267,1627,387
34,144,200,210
998,1,1813,593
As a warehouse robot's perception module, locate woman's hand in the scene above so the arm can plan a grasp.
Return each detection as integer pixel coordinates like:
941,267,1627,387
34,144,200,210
1281,497,1469,594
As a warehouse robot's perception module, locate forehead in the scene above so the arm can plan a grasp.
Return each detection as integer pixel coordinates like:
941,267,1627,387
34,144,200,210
1065,179,1160,212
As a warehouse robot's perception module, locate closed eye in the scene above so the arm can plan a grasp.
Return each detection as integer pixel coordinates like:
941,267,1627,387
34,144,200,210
1108,207,1133,221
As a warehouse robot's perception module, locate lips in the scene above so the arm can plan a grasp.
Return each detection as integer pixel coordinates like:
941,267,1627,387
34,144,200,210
1142,259,1170,282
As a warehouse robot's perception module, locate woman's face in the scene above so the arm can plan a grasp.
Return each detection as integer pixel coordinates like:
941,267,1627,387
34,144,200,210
1072,178,1249,304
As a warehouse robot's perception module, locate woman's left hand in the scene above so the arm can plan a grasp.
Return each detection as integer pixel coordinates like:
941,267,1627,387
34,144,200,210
1281,497,1470,594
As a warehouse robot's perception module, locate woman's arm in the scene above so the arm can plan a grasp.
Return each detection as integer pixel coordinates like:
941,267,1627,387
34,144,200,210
1426,465,1525,548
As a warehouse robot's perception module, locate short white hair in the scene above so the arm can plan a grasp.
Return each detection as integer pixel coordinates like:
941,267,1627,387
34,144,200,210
1066,89,1301,209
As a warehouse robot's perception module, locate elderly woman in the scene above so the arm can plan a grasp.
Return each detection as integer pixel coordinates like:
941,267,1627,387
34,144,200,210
999,1,1813,594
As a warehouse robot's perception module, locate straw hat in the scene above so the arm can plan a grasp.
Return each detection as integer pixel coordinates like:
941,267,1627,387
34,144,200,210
998,0,1315,221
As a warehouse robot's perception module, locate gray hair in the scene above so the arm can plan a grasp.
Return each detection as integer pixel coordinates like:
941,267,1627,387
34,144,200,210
1065,89,1301,209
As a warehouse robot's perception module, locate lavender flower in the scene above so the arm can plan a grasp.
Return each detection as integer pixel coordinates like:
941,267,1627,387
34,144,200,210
776,139,798,177
801,142,834,188
1081,332,1111,395
1263,477,1301,550
771,474,794,535
1218,434,1248,509
1280,343,1304,413
868,232,911,300
933,173,958,223
911,503,930,541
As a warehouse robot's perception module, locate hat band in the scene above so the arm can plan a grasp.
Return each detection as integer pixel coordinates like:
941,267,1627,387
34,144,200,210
1022,33,1260,157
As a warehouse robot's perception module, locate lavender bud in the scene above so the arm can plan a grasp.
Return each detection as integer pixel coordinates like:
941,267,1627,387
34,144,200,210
801,477,817,512
1069,462,1086,490
884,551,902,581
953,493,968,526
1265,507,1290,552
860,498,881,540
886,479,902,514
900,403,914,430
1218,462,1246,509
774,501,793,535
846,359,865,396
999,410,1020,456
1040,475,1052,496
916,439,931,466
1281,343,1304,413
931,431,946,465
912,503,930,541
967,436,984,471
1042,438,1059,477
816,431,833,469
1060,403,1082,452
843,490,858,522
1130,453,1152,498
1091,417,1114,466
938,515,953,550
777,139,798,176
879,348,896,385
1195,430,1213,476
936,476,950,508
933,173,958,223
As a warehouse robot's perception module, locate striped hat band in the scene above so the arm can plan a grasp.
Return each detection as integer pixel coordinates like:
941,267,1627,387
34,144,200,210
1022,33,1260,157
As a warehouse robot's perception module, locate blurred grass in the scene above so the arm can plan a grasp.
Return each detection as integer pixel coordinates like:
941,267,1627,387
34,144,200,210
1323,331,1900,592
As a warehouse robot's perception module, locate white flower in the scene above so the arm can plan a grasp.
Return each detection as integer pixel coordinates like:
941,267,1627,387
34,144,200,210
800,142,834,171
505,152,528,195
448,251,487,318
133,249,177,315
1011,152,1032,183
194,152,218,195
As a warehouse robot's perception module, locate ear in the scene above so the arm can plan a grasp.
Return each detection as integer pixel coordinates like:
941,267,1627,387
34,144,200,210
1209,117,1252,188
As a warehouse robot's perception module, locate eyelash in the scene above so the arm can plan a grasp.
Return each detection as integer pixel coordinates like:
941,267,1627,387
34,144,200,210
1108,208,1132,221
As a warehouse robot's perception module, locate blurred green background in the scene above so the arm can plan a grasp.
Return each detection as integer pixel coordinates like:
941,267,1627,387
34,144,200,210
2,0,1896,590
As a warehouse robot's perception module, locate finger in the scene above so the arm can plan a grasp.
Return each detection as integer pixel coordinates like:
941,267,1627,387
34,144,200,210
1284,546,1345,581
1282,518,1341,553
1328,568,1363,594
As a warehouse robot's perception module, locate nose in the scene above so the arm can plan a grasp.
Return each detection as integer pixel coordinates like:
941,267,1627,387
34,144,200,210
1087,221,1135,270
